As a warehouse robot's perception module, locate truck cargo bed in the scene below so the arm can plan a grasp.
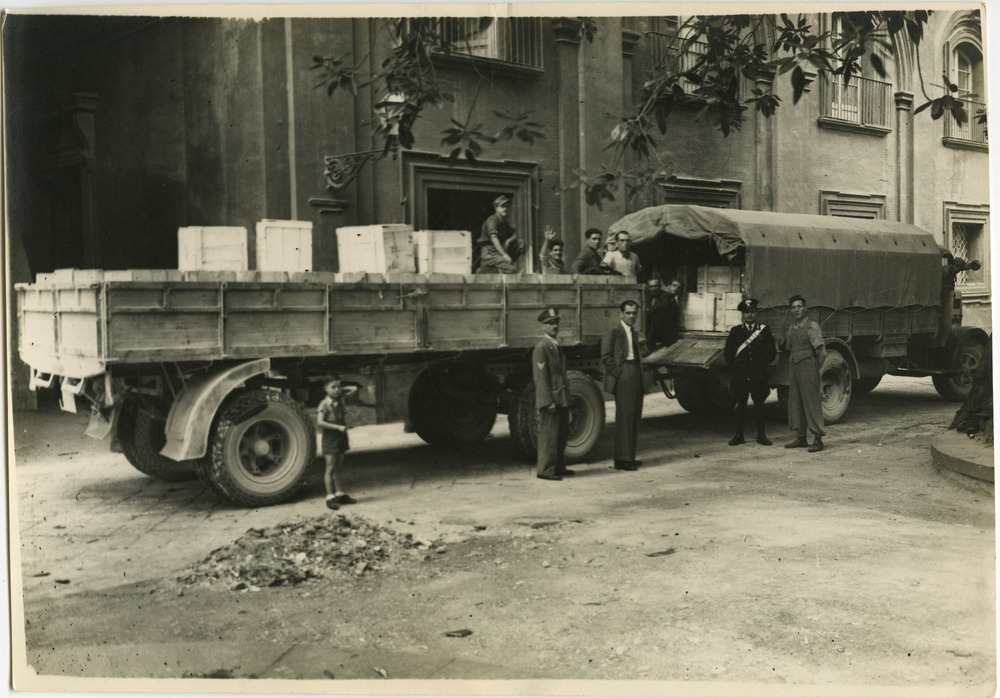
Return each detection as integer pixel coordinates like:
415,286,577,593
17,269,642,378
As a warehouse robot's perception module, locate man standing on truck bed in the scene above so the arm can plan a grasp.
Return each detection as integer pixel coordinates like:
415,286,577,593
783,295,827,453
533,308,573,481
646,278,683,352
602,300,643,471
476,195,523,274
724,298,777,446
602,230,641,278
570,228,607,275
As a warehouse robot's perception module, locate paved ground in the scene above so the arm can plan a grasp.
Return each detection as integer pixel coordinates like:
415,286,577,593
8,375,996,696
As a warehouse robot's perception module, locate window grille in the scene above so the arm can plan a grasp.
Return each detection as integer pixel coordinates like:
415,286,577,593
819,71,892,129
422,17,543,69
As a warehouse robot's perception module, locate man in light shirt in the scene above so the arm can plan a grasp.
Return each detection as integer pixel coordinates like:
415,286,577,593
602,230,641,278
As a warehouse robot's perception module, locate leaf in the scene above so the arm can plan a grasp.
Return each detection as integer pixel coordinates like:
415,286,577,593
913,100,932,116
869,52,886,78
791,65,806,104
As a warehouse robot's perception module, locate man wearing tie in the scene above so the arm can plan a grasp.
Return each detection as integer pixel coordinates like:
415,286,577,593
601,300,643,471
533,307,573,481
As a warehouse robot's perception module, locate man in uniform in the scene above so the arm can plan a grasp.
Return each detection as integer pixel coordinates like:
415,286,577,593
570,228,606,275
533,308,573,481
646,278,683,352
783,295,827,452
601,300,643,470
476,195,523,274
723,298,777,446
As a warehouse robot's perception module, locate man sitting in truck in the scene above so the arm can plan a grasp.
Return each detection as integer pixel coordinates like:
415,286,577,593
476,195,524,274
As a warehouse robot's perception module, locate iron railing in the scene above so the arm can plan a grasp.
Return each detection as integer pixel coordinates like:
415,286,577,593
944,99,988,145
418,17,543,69
819,71,892,129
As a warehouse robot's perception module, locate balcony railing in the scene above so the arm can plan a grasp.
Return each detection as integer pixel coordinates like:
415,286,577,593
819,72,892,130
421,17,543,70
944,99,988,146
647,33,709,79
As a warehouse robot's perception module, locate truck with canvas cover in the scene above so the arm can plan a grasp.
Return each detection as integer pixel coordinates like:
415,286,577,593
608,205,988,422
16,269,641,506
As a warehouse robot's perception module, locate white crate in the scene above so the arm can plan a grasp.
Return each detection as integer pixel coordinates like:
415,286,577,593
255,219,313,272
336,224,415,274
681,293,719,332
177,226,248,271
414,230,473,274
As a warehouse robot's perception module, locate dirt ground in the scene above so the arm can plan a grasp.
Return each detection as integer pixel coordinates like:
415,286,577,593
9,376,996,696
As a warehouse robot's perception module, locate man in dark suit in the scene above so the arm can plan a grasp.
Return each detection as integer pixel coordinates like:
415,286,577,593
533,307,573,481
601,300,643,471
646,278,683,352
723,298,777,446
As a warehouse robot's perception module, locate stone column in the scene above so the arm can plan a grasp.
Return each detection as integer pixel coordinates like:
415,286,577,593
552,19,582,251
753,69,776,211
894,91,915,224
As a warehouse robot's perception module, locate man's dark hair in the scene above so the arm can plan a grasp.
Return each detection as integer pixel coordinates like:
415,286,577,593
616,230,631,241
584,228,603,239
549,239,564,250
322,374,341,387
620,300,639,312
789,294,806,306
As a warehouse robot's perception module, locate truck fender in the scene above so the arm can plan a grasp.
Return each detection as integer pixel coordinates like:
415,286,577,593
160,358,271,462
943,326,991,367
823,337,859,379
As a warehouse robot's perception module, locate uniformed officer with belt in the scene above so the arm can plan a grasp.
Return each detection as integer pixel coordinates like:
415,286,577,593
533,307,573,481
723,298,777,446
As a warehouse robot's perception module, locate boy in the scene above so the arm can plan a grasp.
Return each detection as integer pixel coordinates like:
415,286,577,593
317,375,359,509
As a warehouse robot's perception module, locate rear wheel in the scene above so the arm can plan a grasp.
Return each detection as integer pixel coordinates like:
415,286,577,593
933,340,985,401
820,350,851,424
507,371,606,462
854,375,883,395
203,389,315,507
408,367,498,446
122,398,197,482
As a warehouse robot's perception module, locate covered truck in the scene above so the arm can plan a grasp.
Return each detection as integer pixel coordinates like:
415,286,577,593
609,205,988,421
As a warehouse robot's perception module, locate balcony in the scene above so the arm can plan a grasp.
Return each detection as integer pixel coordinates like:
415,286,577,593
943,99,988,151
818,72,892,136
419,17,543,71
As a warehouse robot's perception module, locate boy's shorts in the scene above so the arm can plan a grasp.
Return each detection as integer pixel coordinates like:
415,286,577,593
321,430,349,455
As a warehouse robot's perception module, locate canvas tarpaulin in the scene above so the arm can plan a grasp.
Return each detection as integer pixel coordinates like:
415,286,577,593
609,205,942,309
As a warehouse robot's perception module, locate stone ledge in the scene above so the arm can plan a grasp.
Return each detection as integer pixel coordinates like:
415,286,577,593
930,429,994,495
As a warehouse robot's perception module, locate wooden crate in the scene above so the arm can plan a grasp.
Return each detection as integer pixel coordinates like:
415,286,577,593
681,293,718,332
336,224,415,274
256,219,313,272
414,230,473,274
177,226,248,271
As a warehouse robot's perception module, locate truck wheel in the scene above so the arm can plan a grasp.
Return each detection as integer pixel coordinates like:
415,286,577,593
408,367,498,446
116,398,142,473
124,399,198,482
854,375,883,395
820,350,851,424
508,382,538,461
564,371,605,459
674,375,704,414
508,372,606,461
933,340,985,402
204,389,315,507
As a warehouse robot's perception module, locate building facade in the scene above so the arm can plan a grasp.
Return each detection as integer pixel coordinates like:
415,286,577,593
4,11,990,406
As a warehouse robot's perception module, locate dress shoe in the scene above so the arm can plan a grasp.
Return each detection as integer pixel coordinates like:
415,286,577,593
785,436,808,449
614,462,637,471
728,434,745,446
557,469,576,476
325,498,340,510
537,474,562,481
631,460,643,468
756,434,772,446
807,437,824,453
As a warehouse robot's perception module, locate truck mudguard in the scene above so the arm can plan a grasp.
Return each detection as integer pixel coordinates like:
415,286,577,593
823,337,860,378
160,358,271,462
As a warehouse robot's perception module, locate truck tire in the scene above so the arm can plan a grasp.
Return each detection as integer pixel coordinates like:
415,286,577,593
119,398,197,482
408,367,498,446
508,371,606,462
508,382,537,461
854,375,883,395
819,349,851,424
674,373,735,415
933,339,985,402
203,389,315,507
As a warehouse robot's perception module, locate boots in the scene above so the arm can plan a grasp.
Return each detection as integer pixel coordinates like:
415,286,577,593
807,436,824,452
728,433,745,446
785,435,808,448
756,427,771,446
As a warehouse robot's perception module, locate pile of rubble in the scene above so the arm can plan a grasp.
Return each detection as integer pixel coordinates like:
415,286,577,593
176,514,439,590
